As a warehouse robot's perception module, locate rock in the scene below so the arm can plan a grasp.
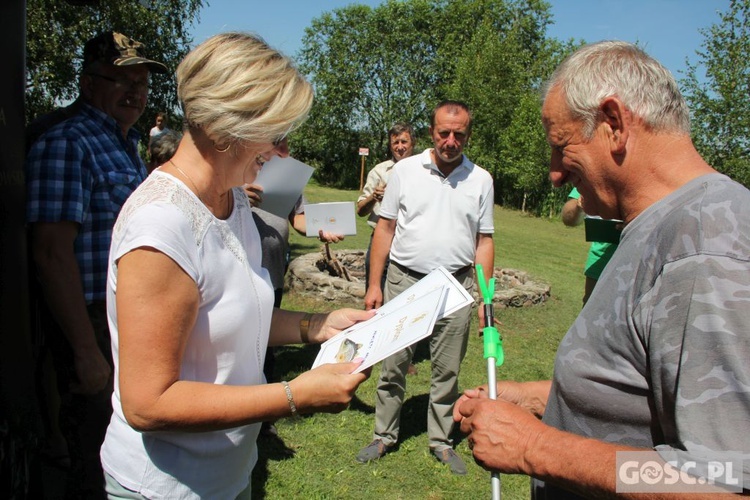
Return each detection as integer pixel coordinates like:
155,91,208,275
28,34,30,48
285,249,550,307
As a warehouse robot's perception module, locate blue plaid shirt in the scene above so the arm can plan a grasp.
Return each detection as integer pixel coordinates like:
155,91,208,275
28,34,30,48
26,103,148,302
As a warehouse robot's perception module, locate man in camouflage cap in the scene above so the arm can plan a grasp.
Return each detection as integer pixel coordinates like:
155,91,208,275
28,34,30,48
82,31,168,73
455,41,750,498
25,32,166,498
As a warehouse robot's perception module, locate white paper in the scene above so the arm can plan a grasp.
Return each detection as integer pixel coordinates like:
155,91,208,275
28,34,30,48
373,266,475,320
312,286,448,373
253,156,314,219
303,202,357,237
311,266,476,373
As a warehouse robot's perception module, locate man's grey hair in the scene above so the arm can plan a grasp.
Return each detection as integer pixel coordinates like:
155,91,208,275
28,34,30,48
388,122,414,141
543,40,690,138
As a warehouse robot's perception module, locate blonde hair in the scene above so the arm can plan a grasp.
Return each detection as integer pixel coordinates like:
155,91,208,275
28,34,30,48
176,32,313,146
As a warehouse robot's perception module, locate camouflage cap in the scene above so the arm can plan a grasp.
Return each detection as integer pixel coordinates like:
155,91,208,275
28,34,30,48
83,31,168,74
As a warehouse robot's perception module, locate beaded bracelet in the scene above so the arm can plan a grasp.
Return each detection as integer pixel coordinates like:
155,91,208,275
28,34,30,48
281,381,298,417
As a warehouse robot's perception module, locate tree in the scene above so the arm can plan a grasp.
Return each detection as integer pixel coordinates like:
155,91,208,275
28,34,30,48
495,90,561,214
437,0,578,215
295,0,561,192
295,0,440,186
682,0,750,187
25,0,204,139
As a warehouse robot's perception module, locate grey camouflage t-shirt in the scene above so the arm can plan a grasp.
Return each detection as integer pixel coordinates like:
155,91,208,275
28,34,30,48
533,174,750,498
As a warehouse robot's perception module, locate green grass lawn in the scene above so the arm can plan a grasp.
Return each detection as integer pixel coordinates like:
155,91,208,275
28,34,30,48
252,182,588,499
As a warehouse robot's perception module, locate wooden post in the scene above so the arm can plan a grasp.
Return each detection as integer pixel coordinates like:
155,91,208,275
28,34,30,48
360,155,365,191
357,147,369,191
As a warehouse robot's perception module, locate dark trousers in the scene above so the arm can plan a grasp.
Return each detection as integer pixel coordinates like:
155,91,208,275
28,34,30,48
45,301,113,500
262,288,284,383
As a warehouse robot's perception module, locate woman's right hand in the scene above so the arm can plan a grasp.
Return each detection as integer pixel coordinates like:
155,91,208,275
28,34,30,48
289,361,370,414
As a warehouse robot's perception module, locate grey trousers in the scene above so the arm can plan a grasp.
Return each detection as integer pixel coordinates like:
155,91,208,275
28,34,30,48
373,262,474,451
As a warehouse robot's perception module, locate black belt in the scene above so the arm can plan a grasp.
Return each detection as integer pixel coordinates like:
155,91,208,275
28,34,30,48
393,261,473,280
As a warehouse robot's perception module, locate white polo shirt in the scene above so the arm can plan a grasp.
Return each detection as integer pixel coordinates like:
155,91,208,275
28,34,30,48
379,148,494,274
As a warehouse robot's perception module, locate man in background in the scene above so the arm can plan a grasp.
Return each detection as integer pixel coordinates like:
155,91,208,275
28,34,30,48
357,122,414,289
561,187,618,305
244,149,344,436
25,31,166,498
356,123,419,375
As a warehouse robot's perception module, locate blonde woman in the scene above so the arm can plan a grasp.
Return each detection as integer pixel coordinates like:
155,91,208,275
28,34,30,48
100,33,374,499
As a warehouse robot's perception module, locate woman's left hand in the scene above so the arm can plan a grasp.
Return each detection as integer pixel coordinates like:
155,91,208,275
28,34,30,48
311,308,377,343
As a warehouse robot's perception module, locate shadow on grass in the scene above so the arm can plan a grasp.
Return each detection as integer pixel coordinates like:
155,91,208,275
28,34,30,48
274,344,319,377
250,344,319,498
289,240,322,261
395,393,429,442
350,390,466,449
397,391,469,449
251,429,296,499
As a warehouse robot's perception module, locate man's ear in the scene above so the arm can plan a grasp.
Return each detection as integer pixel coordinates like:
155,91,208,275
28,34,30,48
601,97,628,155
80,74,95,101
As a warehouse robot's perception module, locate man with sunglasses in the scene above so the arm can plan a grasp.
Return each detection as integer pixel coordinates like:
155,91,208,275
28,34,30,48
25,31,166,499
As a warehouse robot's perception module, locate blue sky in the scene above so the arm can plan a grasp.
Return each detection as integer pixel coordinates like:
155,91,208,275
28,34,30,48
190,0,728,80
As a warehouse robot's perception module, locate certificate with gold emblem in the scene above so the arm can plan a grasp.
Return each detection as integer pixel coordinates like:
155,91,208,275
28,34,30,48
312,267,474,373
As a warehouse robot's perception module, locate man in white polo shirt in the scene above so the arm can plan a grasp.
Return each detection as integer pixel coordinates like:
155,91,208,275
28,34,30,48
356,100,495,475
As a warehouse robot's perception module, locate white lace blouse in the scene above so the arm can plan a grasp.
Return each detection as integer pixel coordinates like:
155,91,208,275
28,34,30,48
101,171,275,499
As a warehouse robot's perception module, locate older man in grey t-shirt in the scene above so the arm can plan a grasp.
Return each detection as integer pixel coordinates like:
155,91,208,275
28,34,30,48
454,41,750,498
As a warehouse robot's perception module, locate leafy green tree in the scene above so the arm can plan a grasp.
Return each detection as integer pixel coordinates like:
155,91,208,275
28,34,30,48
433,0,550,94
25,0,204,137
443,0,578,214
295,0,440,186
682,0,750,187
295,0,562,192
494,91,556,213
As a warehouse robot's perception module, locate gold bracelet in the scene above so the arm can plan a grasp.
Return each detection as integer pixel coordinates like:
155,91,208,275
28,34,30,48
299,312,313,344
281,381,298,417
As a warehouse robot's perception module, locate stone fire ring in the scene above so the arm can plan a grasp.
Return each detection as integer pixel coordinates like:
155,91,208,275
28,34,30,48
285,249,550,308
